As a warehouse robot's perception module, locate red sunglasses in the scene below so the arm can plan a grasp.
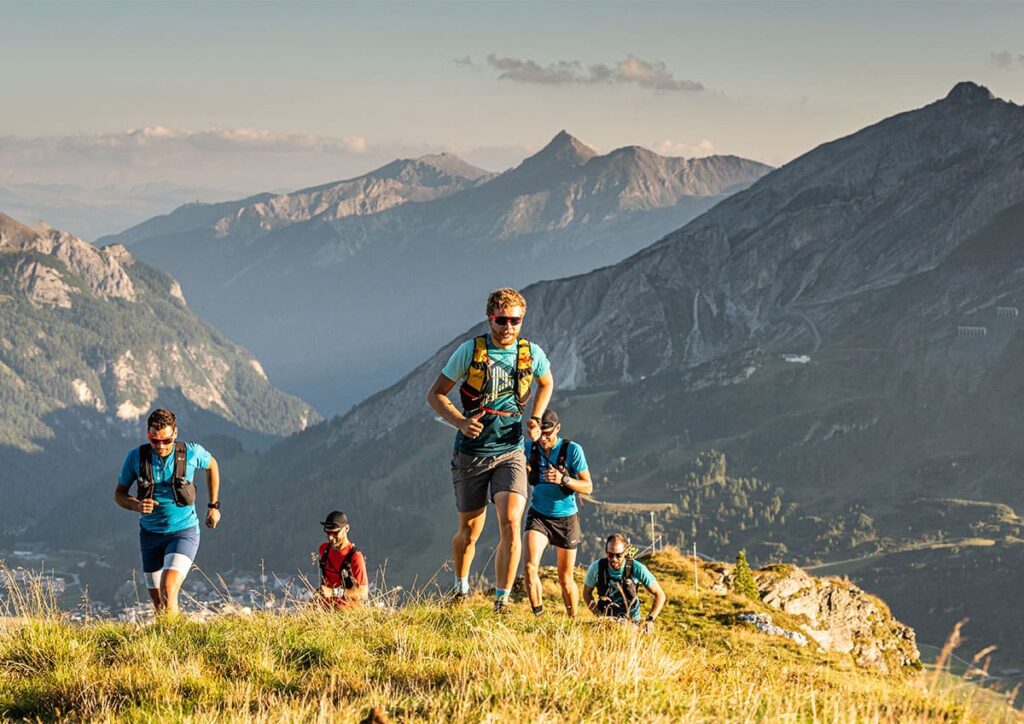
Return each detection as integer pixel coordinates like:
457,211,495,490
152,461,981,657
489,315,523,326
147,433,175,445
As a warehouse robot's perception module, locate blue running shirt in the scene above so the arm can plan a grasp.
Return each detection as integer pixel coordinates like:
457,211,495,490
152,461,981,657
524,438,588,517
119,443,212,534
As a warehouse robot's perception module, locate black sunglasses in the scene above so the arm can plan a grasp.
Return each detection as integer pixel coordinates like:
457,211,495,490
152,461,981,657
489,315,523,326
606,550,626,559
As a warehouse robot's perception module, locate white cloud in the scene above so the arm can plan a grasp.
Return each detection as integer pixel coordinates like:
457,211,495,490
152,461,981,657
478,54,705,93
651,138,717,158
0,127,380,191
0,127,519,194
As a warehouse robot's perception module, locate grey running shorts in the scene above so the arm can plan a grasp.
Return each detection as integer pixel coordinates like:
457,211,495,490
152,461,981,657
451,448,528,512
524,508,581,550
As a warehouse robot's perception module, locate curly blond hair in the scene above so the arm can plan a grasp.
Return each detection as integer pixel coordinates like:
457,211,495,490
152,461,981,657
486,288,527,316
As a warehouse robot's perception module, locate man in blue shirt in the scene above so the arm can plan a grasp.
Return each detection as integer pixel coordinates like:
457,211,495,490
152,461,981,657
583,534,667,632
114,408,220,615
523,409,592,617
427,288,554,612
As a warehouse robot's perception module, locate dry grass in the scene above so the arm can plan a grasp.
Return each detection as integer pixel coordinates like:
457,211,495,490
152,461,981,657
0,554,1018,722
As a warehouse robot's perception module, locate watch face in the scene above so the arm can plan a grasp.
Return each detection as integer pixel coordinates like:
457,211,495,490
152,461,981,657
561,474,570,484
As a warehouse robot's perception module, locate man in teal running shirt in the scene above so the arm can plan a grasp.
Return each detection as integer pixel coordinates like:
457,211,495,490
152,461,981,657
583,534,667,632
427,288,554,613
114,408,220,615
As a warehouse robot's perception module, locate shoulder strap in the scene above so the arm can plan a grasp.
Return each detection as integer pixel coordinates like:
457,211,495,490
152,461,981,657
138,444,154,499
318,545,332,582
466,336,490,393
138,444,153,481
528,442,540,484
597,558,609,595
556,439,571,470
173,442,187,478
514,338,534,411
339,545,358,571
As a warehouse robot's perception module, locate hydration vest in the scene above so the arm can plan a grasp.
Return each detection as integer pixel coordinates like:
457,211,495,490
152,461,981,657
319,544,360,590
528,438,572,491
136,442,194,506
458,336,533,416
596,556,639,617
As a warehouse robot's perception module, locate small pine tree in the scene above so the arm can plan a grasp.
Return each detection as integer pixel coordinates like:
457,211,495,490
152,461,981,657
733,550,759,601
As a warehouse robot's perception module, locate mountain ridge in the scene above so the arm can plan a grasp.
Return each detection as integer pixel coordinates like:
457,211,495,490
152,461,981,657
104,133,771,412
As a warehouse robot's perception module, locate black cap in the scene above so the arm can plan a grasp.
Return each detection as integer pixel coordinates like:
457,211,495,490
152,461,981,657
320,511,349,531
540,410,559,430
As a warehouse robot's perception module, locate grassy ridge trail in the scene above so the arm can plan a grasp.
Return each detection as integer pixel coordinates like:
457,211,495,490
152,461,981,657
0,551,1016,722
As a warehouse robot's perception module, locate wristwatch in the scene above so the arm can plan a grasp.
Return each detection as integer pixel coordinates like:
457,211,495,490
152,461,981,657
208,502,221,510
530,416,541,423
560,473,571,485
646,614,656,623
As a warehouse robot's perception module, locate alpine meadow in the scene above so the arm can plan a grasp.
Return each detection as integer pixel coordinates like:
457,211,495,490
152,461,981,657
4,3,1024,721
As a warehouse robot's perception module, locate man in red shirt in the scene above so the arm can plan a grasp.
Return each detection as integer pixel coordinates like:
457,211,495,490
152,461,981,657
315,511,368,608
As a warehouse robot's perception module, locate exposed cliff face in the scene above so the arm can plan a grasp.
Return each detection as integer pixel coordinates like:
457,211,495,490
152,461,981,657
104,138,771,412
1,215,136,304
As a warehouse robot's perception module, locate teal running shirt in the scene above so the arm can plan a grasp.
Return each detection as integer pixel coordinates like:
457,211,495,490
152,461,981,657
441,335,550,456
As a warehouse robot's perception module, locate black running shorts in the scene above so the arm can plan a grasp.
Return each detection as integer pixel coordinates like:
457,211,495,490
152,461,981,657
524,508,581,550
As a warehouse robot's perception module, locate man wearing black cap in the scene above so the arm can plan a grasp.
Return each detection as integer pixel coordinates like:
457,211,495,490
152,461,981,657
523,409,593,617
314,511,368,608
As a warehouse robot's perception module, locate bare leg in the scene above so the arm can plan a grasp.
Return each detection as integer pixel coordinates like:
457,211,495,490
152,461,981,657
146,586,164,611
556,546,579,616
160,568,185,615
452,507,487,580
493,491,526,592
524,529,549,609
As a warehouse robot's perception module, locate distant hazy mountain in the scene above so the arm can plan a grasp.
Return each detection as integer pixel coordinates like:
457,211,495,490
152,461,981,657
103,137,771,413
0,182,244,242
85,81,1024,669
0,213,320,531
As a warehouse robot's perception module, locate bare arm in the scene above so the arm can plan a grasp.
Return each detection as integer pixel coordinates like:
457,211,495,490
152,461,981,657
645,578,667,620
542,466,593,495
427,374,483,438
582,584,597,613
526,370,554,441
205,456,221,529
114,483,158,514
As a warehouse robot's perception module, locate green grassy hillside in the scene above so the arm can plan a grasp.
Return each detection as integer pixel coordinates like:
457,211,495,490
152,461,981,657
1,550,1016,722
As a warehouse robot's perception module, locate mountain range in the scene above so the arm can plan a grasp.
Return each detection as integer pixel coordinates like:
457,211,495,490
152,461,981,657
0,182,245,242
107,80,1024,670
0,213,319,531
101,135,771,413
21,81,1024,671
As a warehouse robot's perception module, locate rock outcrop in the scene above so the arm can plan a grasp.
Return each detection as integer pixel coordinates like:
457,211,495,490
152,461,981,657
704,561,919,672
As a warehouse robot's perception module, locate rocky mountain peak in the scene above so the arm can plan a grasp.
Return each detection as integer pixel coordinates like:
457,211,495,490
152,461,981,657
372,153,493,187
1,213,137,304
944,80,997,105
529,130,599,168
0,212,40,247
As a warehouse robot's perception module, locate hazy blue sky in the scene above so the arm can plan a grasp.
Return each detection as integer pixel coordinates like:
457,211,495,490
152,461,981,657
4,1,1024,192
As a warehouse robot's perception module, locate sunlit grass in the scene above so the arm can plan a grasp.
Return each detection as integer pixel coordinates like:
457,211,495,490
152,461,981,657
0,554,1017,722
